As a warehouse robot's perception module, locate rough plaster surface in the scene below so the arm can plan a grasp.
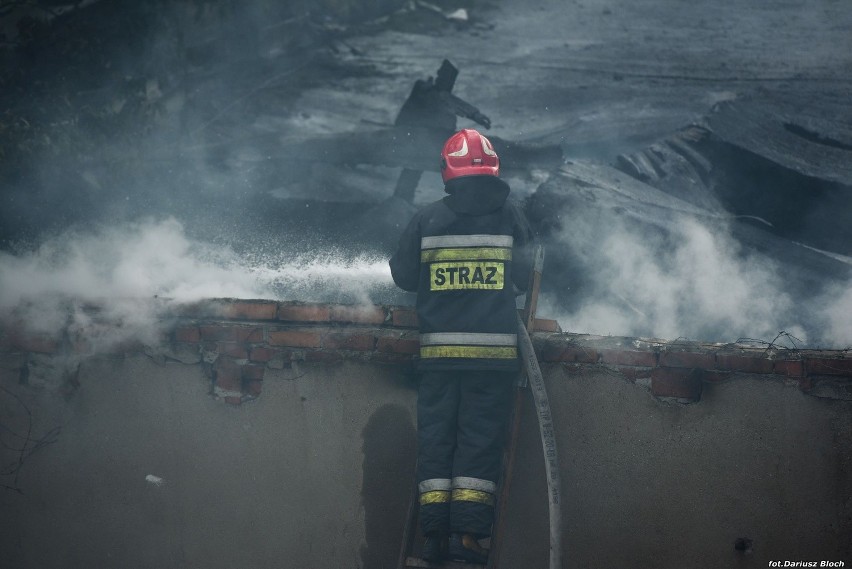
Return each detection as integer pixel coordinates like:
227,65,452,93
1,358,850,568
501,365,852,569
0,357,418,569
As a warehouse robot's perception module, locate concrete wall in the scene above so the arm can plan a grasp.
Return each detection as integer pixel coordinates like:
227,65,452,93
1,300,850,568
506,364,852,569
0,356,419,569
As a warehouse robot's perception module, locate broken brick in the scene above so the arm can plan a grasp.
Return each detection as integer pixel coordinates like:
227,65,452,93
658,350,715,369
715,353,774,374
241,364,265,381
200,325,261,343
330,304,387,325
774,359,804,378
214,358,242,391
651,367,703,401
246,379,263,397
391,308,418,328
616,366,653,382
217,342,248,359
322,332,375,351
277,302,331,322
174,326,201,343
540,343,598,364
249,346,278,362
268,330,322,348
598,349,657,367
805,357,852,377
221,301,277,321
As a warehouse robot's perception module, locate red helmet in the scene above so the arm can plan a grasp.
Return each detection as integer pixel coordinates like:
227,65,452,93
440,128,500,183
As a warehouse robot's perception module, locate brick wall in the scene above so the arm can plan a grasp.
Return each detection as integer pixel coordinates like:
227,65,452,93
1,298,850,404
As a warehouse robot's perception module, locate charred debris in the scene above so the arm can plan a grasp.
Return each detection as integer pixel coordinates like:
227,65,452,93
1,0,850,345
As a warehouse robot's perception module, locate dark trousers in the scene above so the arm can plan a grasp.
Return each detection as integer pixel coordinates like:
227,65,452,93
417,369,515,537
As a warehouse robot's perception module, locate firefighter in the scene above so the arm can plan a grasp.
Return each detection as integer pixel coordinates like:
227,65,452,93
390,128,535,564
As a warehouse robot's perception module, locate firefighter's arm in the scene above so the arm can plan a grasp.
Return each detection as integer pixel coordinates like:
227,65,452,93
510,204,536,293
389,212,422,292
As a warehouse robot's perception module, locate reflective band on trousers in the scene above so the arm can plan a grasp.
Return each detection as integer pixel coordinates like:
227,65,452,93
421,234,513,250
420,490,451,505
452,476,497,494
420,332,518,360
419,478,452,493
420,333,517,347
420,247,512,263
451,489,495,507
420,346,518,359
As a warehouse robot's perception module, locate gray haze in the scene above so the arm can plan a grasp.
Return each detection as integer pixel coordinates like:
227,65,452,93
1,0,851,347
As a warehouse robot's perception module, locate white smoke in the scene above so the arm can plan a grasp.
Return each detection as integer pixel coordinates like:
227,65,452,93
0,218,396,351
818,281,852,348
543,214,827,345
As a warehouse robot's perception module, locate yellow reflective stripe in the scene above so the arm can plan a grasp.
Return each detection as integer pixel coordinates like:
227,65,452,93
451,489,495,506
420,346,518,359
430,262,504,291
420,247,512,263
420,490,451,505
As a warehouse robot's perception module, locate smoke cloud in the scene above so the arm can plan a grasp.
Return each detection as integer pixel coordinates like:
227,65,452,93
0,218,396,352
2,1,850,354
819,281,852,348
541,211,851,348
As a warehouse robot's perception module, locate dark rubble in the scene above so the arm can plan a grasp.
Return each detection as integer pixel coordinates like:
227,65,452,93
1,0,851,346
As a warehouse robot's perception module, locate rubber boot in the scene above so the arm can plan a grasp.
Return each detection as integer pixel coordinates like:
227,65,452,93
448,533,489,564
422,532,448,564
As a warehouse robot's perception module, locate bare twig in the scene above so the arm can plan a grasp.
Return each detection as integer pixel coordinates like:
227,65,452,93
735,330,804,357
0,384,62,494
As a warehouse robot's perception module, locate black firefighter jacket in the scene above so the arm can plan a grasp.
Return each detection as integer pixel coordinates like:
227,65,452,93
389,175,535,372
